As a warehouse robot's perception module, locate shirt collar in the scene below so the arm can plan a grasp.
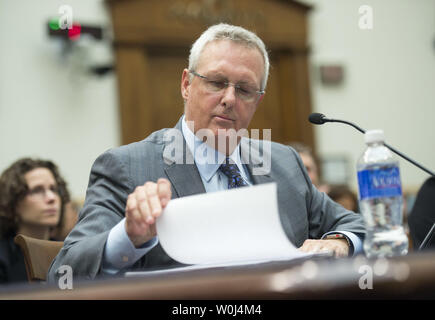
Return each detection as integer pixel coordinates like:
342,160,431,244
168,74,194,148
181,115,243,182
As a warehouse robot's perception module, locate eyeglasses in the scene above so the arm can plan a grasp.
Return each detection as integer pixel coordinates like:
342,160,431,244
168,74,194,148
189,70,265,102
26,185,60,199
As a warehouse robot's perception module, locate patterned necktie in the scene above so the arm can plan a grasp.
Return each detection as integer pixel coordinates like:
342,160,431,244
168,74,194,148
219,158,249,189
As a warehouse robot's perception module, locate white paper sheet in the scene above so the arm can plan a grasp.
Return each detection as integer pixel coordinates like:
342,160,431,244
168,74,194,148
156,183,308,265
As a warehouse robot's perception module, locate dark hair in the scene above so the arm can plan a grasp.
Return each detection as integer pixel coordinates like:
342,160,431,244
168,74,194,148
328,184,359,212
0,158,70,238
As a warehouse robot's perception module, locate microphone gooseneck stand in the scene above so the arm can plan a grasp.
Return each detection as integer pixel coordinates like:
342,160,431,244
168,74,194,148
308,113,435,250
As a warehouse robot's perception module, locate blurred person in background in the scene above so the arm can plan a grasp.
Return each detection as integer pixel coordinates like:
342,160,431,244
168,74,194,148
328,184,359,213
50,200,80,241
289,142,329,193
289,143,358,213
0,158,71,284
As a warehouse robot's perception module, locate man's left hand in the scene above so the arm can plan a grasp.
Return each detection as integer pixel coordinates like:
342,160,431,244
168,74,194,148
299,239,349,258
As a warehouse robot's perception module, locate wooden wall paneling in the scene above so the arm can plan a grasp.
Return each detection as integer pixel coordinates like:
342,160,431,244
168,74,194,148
115,47,154,144
292,52,315,149
277,50,299,144
147,46,188,132
248,57,282,142
108,0,310,49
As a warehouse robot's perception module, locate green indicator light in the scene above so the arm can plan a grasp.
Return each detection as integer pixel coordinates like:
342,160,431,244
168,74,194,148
49,18,59,30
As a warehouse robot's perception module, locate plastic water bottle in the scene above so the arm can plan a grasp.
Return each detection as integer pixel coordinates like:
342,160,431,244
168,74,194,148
357,129,408,258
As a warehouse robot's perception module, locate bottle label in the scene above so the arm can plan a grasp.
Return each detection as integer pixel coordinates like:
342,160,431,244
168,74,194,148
357,167,402,199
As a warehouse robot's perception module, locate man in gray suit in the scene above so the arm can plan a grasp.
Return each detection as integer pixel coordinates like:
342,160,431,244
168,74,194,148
48,24,365,282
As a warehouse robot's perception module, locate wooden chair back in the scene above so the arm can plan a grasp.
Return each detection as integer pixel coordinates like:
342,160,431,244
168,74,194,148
14,234,63,282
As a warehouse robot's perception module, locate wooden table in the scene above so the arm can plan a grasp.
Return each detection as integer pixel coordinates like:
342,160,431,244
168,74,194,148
1,252,435,300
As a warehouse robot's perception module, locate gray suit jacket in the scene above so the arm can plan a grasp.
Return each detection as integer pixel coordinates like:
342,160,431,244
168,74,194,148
48,118,365,282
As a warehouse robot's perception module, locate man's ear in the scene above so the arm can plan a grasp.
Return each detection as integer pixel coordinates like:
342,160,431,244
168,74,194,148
181,69,190,100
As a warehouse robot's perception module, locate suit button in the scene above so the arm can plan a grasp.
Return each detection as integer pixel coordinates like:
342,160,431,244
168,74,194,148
122,256,129,262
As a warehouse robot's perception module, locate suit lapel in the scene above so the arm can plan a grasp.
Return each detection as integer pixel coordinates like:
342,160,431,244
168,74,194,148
240,138,275,186
164,163,206,198
250,170,275,185
241,138,299,245
162,117,206,198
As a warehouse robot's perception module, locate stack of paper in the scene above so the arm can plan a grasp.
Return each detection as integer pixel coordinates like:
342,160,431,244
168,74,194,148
156,183,308,266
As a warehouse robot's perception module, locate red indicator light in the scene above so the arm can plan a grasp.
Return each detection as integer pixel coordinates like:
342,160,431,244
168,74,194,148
68,23,81,40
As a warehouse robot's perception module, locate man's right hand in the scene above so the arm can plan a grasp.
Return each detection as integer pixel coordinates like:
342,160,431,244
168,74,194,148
125,178,172,248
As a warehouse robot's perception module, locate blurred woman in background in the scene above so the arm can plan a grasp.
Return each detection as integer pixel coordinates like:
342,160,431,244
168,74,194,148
328,184,359,213
0,158,71,284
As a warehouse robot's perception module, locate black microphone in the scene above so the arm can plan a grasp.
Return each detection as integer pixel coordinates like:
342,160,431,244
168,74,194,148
308,113,435,177
308,113,327,125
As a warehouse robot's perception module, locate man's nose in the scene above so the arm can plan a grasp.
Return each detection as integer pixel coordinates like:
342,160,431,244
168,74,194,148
221,84,237,107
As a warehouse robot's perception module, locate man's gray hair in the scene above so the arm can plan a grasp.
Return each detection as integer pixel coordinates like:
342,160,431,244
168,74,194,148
188,23,270,91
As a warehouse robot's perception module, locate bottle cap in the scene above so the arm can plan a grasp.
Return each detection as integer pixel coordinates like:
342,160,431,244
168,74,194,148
365,129,385,144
